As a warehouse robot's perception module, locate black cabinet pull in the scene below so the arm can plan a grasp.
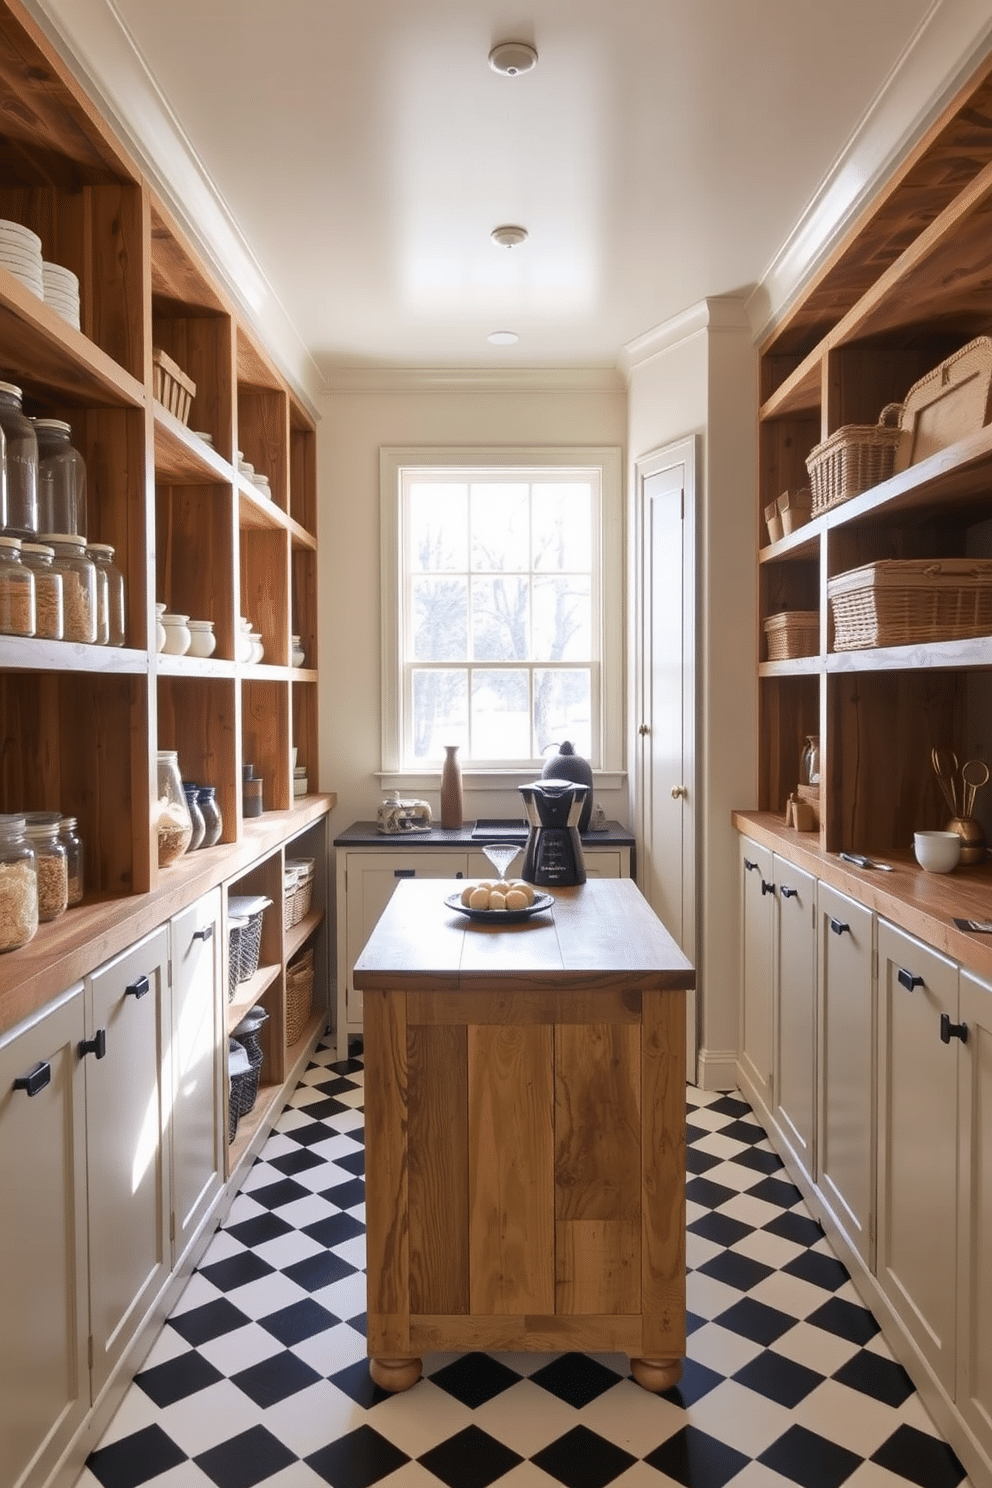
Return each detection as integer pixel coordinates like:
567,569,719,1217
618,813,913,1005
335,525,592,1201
744,858,758,873
830,917,850,936
780,885,798,899
898,967,923,991
193,926,213,942
79,1029,107,1060
940,1013,968,1045
126,974,150,999
761,879,775,896
13,1060,51,1097
394,868,416,878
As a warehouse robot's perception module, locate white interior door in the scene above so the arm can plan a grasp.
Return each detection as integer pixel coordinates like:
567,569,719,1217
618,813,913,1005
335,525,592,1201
635,438,697,1074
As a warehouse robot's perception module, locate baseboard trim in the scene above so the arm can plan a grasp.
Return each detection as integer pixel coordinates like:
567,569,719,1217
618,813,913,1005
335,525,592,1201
694,1046,739,1091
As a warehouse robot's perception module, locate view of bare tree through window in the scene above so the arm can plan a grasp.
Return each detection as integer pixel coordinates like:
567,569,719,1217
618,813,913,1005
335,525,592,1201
404,472,597,764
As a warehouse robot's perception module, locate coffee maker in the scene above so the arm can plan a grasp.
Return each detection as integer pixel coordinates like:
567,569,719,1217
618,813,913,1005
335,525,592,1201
519,778,588,886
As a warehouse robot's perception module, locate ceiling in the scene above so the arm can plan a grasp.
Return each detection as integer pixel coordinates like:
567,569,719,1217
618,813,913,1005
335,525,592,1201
33,0,991,384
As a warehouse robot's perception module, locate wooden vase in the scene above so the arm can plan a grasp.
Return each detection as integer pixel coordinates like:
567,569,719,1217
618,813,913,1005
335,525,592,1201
440,744,463,829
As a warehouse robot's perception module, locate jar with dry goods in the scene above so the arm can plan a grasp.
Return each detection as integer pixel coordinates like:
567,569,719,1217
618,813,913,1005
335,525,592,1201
0,534,35,636
34,418,87,537
42,534,97,642
21,542,63,639
0,814,37,952
182,783,205,852
155,750,193,866
59,815,84,906
88,544,125,648
0,383,38,540
197,785,222,847
24,813,67,922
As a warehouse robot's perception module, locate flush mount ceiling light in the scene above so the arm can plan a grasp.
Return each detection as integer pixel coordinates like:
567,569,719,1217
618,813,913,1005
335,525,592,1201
489,41,538,76
491,224,528,249
488,331,519,345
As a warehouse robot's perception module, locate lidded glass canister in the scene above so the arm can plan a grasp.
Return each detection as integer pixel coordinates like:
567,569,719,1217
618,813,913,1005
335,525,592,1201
59,815,84,906
0,383,38,539
88,543,109,644
88,543,125,645
183,783,205,852
34,419,87,537
24,812,67,922
197,785,222,848
20,542,63,639
155,750,193,866
0,535,35,636
0,814,37,951
41,534,97,642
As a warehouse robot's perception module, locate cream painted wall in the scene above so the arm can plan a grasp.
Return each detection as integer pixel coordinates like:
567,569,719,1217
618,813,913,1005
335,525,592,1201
315,377,627,843
626,299,758,1090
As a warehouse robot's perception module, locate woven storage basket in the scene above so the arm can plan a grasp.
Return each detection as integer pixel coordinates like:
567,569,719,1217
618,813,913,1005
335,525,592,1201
763,610,819,661
287,858,315,923
285,948,315,1046
283,866,300,929
152,348,196,425
806,404,904,517
828,559,992,651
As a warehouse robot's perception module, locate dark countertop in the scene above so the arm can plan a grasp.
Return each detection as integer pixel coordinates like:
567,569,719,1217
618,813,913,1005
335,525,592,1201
333,819,635,849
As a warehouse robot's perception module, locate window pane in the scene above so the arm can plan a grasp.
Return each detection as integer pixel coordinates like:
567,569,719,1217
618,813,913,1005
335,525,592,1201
532,483,592,572
533,669,591,758
470,483,529,571
412,669,467,759
471,576,528,660
408,483,467,571
413,576,467,660
532,575,590,661
471,669,530,759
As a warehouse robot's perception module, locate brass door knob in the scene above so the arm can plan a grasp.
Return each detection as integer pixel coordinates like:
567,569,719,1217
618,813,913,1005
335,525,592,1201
638,723,650,736
671,785,686,799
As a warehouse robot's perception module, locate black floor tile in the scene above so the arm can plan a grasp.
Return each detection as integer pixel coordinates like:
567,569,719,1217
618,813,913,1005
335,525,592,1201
257,1297,340,1346
762,1210,825,1247
687,1211,755,1248
328,1357,393,1407
807,1295,881,1346
717,1117,770,1147
783,1249,850,1293
230,1348,322,1406
732,1350,825,1408
86,1424,188,1488
302,1211,365,1248
306,1425,409,1488
832,1349,916,1408
198,1251,275,1293
168,1297,251,1347
281,1249,358,1292
686,1145,725,1175
430,1351,523,1408
697,1249,773,1292
135,1349,224,1407
746,1174,804,1209
244,1176,313,1210
223,1211,294,1249
264,1146,326,1177
530,1424,635,1488
871,1424,967,1487
419,1425,524,1488
195,1426,297,1488
318,1176,366,1209
530,1352,624,1408
281,1120,341,1149
734,1143,788,1175
685,1175,739,1210
758,1422,863,1488
643,1424,750,1488
704,1095,753,1121
333,1149,366,1177
714,1296,798,1346
660,1356,724,1407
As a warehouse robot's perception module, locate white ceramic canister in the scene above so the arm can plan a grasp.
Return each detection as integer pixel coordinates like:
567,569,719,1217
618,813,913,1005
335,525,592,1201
186,619,216,658
161,613,192,655
155,601,167,652
236,616,254,663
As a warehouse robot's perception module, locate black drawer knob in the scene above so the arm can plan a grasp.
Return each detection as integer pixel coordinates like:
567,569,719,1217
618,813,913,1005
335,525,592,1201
13,1061,51,1097
126,974,150,999
780,885,798,899
830,917,850,936
940,1013,968,1045
761,879,775,896
897,967,923,991
79,1029,107,1060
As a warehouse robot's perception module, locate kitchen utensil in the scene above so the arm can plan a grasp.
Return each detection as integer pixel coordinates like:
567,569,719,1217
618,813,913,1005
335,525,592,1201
961,759,989,818
931,748,959,816
945,815,988,865
839,851,893,871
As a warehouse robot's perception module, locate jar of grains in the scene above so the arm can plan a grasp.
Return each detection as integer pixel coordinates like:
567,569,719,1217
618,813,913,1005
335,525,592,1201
155,751,193,866
0,814,37,951
87,544,125,645
59,816,84,906
41,534,97,642
21,543,63,639
0,535,35,635
33,418,87,536
24,812,68,922
0,383,38,539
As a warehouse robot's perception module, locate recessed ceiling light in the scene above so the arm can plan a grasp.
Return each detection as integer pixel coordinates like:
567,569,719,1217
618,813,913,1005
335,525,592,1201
489,41,538,76
491,225,528,249
488,331,519,345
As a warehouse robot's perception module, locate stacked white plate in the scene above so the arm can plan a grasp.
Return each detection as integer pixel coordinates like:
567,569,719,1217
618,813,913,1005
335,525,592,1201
42,261,80,329
0,219,43,299
254,473,271,499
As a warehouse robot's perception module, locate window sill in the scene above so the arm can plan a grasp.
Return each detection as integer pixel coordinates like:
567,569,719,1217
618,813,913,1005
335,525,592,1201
377,768,626,794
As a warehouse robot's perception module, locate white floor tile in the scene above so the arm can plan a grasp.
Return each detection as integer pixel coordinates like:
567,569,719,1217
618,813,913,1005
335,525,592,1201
686,1377,794,1458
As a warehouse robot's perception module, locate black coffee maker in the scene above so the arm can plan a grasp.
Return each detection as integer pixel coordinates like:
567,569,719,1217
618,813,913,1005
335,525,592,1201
519,778,588,886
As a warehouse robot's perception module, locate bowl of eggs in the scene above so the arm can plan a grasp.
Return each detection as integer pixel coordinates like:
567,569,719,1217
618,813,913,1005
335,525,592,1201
445,879,554,922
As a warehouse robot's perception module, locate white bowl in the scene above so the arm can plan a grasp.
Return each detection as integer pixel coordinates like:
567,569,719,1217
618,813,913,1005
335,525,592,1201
914,830,961,874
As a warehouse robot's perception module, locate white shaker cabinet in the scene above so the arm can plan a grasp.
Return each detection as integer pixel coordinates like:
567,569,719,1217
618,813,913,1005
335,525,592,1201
170,891,224,1264
772,855,817,1183
957,968,992,1467
739,838,775,1114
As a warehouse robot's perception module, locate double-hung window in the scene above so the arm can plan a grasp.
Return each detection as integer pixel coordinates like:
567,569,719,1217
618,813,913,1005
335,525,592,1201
380,447,623,780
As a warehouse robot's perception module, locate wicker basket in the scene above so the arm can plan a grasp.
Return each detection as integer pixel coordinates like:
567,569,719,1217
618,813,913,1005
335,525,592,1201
763,610,819,661
806,405,904,517
828,559,992,651
287,858,315,923
285,948,315,1046
152,348,196,425
283,866,300,929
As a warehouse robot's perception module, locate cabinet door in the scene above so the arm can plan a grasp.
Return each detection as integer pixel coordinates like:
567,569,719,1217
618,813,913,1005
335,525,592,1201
739,838,774,1112
171,890,224,1264
818,883,874,1265
957,969,992,1463
0,986,88,1488
877,921,958,1392
773,856,816,1180
85,927,170,1401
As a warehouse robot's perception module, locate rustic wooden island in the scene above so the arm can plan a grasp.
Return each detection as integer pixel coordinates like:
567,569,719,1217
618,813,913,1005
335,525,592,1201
354,877,694,1392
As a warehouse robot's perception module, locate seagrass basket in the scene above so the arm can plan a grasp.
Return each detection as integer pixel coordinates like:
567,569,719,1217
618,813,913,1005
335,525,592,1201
285,947,315,1046
828,559,992,651
806,405,903,517
763,610,820,661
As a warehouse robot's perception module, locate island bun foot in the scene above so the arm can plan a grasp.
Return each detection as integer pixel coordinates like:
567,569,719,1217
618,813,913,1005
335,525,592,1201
630,1356,682,1392
370,1356,423,1392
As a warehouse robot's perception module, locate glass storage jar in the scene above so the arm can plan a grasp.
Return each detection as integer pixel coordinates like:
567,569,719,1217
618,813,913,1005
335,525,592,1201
24,813,67,922
800,734,821,787
34,418,87,537
59,815,84,906
88,543,125,646
21,542,63,639
197,785,222,847
89,542,109,643
182,783,205,852
0,383,38,539
0,814,37,952
0,535,35,636
42,534,97,642
291,635,305,667
155,750,193,866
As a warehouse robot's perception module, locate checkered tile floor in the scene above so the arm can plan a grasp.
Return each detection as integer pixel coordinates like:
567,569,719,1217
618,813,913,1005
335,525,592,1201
76,1038,972,1488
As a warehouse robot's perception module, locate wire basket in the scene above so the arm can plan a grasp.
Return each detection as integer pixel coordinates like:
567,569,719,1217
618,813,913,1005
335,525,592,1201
228,894,271,982
806,404,903,517
227,916,247,1000
228,1038,251,1143
285,947,315,1046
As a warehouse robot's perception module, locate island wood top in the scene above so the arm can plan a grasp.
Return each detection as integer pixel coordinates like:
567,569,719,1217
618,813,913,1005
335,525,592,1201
353,877,695,993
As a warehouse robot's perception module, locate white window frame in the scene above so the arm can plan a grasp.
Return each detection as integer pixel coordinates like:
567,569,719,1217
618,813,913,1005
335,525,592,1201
379,445,624,791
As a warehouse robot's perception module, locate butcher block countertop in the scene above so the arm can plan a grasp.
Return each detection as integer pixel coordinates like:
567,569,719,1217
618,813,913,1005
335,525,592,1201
354,877,695,1395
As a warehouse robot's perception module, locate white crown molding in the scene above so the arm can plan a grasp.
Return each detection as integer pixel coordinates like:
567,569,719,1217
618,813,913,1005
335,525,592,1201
320,364,625,395
748,0,992,343
617,296,753,380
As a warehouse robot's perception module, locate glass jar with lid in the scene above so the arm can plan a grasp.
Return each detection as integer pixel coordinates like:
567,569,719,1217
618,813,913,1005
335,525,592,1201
24,813,67,922
59,815,84,906
0,814,37,951
182,783,205,852
33,418,87,536
0,383,38,539
197,785,222,848
0,535,35,636
89,541,109,643
87,544,125,646
155,750,193,865
41,534,97,642
21,542,63,639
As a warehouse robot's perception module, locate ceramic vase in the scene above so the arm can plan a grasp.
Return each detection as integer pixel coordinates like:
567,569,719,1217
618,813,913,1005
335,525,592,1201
440,744,463,829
